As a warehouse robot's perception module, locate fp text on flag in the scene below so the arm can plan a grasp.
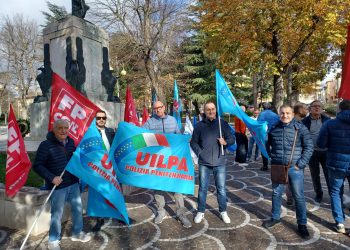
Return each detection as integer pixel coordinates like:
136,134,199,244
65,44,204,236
49,73,100,145
5,104,31,197
110,122,195,195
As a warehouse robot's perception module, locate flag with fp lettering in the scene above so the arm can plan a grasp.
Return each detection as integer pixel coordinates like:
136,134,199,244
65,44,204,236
5,104,31,197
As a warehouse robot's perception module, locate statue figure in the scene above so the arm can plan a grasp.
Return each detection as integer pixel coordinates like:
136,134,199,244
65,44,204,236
72,0,89,19
101,47,120,102
65,37,86,95
34,44,52,103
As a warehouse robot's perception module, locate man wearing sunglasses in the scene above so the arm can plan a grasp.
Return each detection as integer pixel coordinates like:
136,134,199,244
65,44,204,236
143,101,192,228
92,110,116,231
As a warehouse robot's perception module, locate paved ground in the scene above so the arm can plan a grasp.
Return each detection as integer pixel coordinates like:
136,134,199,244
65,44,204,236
1,153,350,249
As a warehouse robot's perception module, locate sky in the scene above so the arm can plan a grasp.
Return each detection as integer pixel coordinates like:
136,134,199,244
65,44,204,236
0,0,71,26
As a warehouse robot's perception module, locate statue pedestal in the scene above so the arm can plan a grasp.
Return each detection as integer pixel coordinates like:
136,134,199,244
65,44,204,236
0,184,88,236
29,101,125,141
43,15,112,101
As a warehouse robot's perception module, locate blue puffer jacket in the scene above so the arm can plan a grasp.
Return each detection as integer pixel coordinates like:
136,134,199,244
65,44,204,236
269,119,313,169
33,132,78,190
190,118,235,166
317,110,350,172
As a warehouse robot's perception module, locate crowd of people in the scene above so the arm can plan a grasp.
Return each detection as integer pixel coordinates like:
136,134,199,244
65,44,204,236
32,99,350,249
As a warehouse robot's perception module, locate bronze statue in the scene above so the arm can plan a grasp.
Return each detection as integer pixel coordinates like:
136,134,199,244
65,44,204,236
72,0,89,19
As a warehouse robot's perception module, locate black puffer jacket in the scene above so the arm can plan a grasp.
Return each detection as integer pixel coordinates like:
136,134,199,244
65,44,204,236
269,119,313,169
190,118,235,166
33,132,78,189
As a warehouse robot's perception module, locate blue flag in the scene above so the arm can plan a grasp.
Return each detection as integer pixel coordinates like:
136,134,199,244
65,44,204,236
215,69,269,158
66,119,129,224
109,122,195,195
173,80,182,129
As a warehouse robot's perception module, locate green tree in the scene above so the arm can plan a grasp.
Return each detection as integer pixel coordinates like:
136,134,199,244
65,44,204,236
42,1,68,25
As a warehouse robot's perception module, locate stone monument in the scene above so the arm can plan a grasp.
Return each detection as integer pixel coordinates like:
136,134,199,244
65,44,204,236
30,1,124,139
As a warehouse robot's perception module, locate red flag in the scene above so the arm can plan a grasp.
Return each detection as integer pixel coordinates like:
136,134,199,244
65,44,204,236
124,85,139,126
5,104,31,197
141,106,149,125
339,25,350,100
49,73,100,145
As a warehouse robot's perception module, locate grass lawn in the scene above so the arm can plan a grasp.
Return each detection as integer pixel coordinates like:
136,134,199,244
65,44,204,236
0,152,44,188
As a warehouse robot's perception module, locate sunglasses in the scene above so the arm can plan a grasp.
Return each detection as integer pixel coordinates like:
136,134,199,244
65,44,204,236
153,106,163,111
96,116,107,120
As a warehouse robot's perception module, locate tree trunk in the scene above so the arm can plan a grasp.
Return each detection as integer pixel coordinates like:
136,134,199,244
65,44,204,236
252,74,258,108
286,65,293,105
272,29,284,110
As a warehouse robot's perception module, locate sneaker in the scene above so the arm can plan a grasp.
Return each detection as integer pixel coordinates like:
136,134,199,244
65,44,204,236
315,193,323,203
154,210,166,224
48,240,61,250
246,158,252,163
194,212,204,224
92,218,105,232
71,232,91,242
335,223,346,234
298,224,310,238
220,211,231,224
178,214,192,228
262,218,280,228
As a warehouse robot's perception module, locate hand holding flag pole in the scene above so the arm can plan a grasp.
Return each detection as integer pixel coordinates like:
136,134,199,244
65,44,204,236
20,170,66,250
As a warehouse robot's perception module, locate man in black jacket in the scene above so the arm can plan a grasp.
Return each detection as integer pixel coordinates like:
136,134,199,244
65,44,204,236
92,110,116,231
302,100,330,203
190,102,235,224
33,119,90,250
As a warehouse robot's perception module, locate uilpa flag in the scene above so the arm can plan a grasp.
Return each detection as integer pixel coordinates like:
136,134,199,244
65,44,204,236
66,119,129,224
215,69,269,158
5,104,31,197
49,73,99,145
110,122,195,195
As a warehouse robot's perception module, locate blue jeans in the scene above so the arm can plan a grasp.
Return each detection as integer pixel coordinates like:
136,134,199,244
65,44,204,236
198,165,227,213
247,136,260,160
328,168,350,224
49,183,83,242
271,166,307,225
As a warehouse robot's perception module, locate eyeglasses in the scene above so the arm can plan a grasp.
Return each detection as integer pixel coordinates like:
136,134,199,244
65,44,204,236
153,106,163,111
96,116,107,120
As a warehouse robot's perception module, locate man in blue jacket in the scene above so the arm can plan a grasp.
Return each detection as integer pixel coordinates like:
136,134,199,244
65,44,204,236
143,101,192,228
190,101,235,224
317,100,350,234
33,119,90,250
302,100,330,203
263,105,313,239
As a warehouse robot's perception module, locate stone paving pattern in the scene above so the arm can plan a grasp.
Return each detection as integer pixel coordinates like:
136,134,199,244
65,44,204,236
1,154,350,249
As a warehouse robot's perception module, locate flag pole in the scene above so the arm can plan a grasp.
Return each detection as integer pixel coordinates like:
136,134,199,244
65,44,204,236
20,170,66,250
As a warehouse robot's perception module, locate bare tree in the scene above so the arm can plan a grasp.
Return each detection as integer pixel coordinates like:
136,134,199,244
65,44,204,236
0,15,42,117
89,0,189,100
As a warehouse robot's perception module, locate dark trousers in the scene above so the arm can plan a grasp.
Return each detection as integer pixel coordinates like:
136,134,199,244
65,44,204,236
235,133,248,163
309,150,330,196
261,140,271,168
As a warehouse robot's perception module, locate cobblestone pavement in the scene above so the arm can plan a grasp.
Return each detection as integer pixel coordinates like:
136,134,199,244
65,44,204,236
1,155,350,249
